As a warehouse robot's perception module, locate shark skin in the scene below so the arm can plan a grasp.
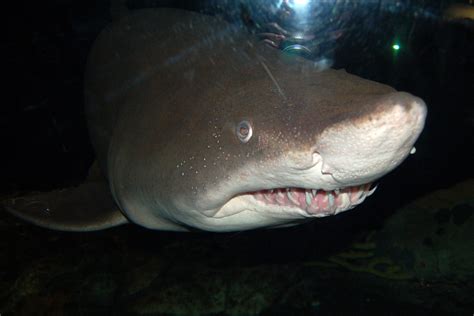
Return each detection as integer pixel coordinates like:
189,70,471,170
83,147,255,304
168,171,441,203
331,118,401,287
4,9,427,232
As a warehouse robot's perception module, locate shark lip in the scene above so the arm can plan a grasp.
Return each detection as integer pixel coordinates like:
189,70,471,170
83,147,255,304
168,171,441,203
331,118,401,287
248,182,377,216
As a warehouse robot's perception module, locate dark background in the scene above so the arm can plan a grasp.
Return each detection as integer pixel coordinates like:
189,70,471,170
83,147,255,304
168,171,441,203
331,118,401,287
0,1,473,314
2,0,473,234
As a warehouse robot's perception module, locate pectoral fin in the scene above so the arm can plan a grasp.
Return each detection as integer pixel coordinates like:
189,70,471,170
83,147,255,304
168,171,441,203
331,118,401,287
3,180,127,232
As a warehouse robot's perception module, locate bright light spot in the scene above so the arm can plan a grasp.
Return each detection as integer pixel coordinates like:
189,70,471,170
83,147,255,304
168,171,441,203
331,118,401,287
293,0,310,8
392,44,400,51
293,32,305,40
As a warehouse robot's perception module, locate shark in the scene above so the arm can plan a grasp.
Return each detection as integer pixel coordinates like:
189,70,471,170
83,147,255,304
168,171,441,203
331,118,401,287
4,8,427,232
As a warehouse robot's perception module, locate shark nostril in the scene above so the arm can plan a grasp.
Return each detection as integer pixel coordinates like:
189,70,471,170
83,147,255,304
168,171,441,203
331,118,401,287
312,152,322,166
300,151,323,171
290,150,323,170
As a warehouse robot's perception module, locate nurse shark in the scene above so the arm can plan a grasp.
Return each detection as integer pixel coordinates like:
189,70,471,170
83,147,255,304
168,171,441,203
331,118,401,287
5,9,427,232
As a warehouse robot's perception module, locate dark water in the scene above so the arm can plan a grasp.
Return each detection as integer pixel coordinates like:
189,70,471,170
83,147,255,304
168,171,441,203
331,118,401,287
1,0,473,315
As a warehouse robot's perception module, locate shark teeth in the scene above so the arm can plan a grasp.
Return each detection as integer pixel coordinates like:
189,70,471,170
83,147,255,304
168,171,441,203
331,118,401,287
251,182,378,217
305,190,312,206
328,192,335,209
367,184,378,196
287,190,299,205
335,193,351,214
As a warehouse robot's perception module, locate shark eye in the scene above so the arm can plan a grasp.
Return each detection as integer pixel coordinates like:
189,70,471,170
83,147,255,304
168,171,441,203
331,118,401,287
236,120,253,143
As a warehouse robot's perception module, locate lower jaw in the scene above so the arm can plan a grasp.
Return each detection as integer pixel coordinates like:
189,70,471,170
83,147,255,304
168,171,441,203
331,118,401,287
250,183,377,216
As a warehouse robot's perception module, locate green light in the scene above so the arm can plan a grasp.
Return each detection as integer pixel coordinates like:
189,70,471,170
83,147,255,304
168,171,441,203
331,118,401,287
392,44,400,51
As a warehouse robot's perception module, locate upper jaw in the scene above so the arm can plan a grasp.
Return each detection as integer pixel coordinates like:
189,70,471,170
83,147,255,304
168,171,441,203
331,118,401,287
196,143,378,212
199,155,378,219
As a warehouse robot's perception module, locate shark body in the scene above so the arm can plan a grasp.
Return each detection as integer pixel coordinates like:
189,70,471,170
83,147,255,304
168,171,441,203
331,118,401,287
5,9,427,232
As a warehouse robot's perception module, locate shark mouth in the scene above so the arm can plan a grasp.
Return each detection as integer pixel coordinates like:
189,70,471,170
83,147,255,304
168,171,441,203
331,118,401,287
251,183,377,217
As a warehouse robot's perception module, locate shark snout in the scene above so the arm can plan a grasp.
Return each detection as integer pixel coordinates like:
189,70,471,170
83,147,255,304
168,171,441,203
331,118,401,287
315,92,427,186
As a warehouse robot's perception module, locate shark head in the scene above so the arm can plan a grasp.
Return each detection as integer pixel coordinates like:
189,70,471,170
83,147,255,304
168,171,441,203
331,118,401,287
168,73,426,231
193,89,427,231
